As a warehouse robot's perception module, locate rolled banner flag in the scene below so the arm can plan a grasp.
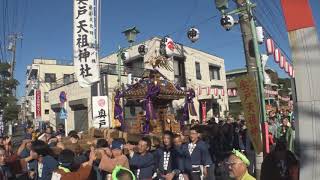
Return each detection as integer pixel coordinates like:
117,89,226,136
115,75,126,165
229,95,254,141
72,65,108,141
266,38,275,55
165,37,175,57
274,48,281,63
289,65,293,77
280,55,286,69
284,61,289,73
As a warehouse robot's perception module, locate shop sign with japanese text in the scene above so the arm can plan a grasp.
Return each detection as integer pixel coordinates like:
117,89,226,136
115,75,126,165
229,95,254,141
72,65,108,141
92,96,109,128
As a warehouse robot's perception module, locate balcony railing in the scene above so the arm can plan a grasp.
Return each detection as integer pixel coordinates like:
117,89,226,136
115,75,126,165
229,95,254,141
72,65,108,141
49,63,146,91
50,74,77,90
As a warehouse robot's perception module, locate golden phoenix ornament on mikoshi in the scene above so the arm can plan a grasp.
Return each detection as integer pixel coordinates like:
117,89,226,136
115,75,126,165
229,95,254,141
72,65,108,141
145,55,174,71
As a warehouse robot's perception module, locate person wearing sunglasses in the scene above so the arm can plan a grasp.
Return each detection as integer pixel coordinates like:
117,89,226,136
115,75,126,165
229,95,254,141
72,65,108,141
226,149,255,180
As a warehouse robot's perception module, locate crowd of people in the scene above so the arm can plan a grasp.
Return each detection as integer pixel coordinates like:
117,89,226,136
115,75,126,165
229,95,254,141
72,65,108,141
0,108,298,180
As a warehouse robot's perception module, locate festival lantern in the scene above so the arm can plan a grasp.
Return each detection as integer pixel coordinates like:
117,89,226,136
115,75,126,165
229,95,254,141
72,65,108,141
221,89,225,96
207,87,211,95
284,61,289,73
160,37,175,57
232,89,237,96
198,87,202,95
289,65,293,77
138,44,148,56
274,48,281,63
121,51,130,61
280,55,286,69
220,15,235,31
228,89,232,96
266,38,275,55
214,88,219,96
256,26,264,44
187,27,200,43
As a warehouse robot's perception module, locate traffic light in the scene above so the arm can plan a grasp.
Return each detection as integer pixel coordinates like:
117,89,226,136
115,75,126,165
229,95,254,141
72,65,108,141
215,0,229,11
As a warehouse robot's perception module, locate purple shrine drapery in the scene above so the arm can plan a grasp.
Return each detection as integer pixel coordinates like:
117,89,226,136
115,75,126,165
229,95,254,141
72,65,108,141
143,82,160,133
114,90,124,130
182,88,197,125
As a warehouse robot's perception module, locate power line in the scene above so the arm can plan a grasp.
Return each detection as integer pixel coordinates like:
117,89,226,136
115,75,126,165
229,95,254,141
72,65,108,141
2,0,7,61
167,14,218,38
254,2,287,43
176,0,199,42
254,14,292,63
20,0,29,33
0,41,4,62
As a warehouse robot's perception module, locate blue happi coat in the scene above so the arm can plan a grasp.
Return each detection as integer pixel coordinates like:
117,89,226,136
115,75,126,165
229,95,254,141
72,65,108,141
129,152,155,180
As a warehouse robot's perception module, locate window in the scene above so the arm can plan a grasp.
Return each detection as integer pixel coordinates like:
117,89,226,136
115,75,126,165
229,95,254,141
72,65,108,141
209,65,221,80
44,92,49,102
173,57,186,87
125,57,144,77
195,62,201,80
45,109,49,114
63,74,73,84
44,73,56,83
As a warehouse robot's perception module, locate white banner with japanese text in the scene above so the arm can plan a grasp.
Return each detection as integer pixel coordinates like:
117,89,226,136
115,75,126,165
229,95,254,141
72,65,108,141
73,0,100,87
92,96,109,128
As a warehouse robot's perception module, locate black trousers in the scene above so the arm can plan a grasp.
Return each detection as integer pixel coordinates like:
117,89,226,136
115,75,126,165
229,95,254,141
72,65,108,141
190,172,201,180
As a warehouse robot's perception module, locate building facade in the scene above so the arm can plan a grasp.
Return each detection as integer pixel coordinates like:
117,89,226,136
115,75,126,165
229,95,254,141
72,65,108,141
24,59,74,126
47,37,228,131
226,67,292,117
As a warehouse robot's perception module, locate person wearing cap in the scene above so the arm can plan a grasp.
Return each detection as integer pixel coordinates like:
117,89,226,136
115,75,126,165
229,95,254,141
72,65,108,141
226,149,255,180
51,148,96,180
99,139,129,173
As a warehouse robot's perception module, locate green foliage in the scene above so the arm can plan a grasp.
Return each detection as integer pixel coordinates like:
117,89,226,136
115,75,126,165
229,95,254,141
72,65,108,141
0,63,11,78
278,78,291,96
3,104,19,123
0,63,19,122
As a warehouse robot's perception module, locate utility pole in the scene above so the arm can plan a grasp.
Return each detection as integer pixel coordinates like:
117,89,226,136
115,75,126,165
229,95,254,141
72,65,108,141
7,33,22,97
216,0,267,179
8,33,22,79
236,1,266,178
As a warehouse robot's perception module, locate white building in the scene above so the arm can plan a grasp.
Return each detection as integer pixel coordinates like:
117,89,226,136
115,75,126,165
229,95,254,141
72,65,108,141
48,37,228,131
24,59,74,126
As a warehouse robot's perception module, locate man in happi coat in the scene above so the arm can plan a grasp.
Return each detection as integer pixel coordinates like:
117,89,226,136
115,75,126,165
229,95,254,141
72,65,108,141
188,127,212,180
154,131,184,180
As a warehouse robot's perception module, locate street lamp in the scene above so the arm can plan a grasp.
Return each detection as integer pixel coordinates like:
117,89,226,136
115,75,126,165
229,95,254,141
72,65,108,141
117,27,140,88
122,26,140,46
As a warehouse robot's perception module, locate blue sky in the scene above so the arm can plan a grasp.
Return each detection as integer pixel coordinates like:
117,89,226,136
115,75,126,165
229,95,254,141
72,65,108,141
1,0,320,98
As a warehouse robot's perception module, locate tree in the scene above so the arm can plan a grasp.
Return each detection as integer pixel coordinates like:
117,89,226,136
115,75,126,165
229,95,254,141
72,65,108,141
0,63,19,123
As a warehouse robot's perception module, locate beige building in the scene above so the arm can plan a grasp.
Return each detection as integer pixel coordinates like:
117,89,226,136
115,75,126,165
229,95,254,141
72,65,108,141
48,37,228,131
24,59,74,126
